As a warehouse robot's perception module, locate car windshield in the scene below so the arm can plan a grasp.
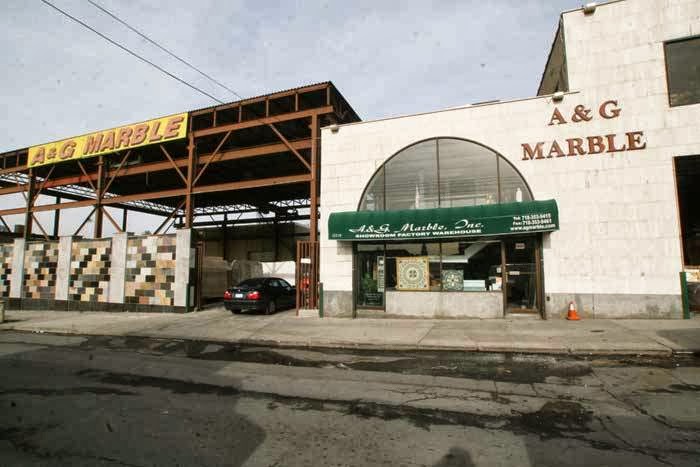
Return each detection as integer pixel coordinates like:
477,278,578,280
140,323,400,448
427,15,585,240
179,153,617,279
237,278,265,287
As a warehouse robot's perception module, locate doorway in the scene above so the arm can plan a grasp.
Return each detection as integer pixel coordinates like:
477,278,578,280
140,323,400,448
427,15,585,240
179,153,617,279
355,244,385,310
503,236,541,315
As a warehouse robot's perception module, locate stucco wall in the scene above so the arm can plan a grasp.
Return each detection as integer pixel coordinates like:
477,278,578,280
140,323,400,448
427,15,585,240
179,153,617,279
319,0,700,318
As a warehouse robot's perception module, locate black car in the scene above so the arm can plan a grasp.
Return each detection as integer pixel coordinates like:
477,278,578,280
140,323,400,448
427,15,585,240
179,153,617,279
224,277,296,314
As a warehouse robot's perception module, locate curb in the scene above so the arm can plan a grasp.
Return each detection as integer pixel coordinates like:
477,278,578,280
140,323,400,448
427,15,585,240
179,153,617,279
0,326,680,357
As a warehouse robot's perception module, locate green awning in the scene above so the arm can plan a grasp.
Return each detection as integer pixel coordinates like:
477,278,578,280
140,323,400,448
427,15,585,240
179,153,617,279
328,200,558,241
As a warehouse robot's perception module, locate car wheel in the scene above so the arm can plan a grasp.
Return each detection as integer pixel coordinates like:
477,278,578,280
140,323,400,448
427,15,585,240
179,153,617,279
266,300,276,315
231,309,241,314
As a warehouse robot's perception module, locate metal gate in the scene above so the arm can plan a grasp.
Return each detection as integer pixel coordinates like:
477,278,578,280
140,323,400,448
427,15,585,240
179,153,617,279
295,240,319,311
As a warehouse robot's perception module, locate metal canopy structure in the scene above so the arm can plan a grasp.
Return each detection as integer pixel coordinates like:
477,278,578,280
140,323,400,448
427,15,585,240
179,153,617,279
0,82,360,239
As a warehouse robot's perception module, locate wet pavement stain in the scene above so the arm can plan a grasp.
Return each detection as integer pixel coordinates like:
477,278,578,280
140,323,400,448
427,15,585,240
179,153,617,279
0,387,136,396
518,401,593,436
75,369,239,396
18,333,700,385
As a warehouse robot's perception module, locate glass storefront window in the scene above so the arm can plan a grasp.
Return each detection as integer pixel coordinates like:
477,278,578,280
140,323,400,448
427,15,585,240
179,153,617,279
441,241,502,291
384,242,441,291
499,158,533,203
385,140,439,210
438,139,499,207
358,138,534,212
359,167,385,211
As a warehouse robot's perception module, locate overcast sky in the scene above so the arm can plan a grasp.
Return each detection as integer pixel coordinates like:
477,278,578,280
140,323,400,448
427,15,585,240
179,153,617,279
0,0,582,235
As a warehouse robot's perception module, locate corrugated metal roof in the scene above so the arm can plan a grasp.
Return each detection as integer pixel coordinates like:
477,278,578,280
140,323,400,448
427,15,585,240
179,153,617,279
188,81,333,114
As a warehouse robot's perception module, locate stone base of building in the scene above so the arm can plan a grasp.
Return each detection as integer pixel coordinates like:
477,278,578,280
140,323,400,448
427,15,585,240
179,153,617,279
6,298,188,314
545,293,683,319
385,291,503,318
323,290,354,317
323,290,684,319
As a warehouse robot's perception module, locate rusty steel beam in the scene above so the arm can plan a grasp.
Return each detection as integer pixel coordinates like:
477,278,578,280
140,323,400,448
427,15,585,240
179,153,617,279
73,207,96,236
192,106,333,138
23,169,35,240
102,207,123,233
154,199,185,235
0,164,27,176
310,114,319,241
268,124,311,171
0,185,25,196
101,150,131,196
0,172,308,217
94,156,105,238
31,213,50,240
193,130,231,186
31,165,55,204
191,173,311,195
159,145,187,184
189,83,330,117
185,132,195,228
0,140,313,195
76,161,97,192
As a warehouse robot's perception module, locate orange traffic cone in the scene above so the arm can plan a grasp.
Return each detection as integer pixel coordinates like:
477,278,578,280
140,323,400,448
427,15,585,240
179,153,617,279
566,301,581,321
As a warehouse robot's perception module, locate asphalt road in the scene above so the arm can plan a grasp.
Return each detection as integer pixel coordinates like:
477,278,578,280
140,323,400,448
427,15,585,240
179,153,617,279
1,332,699,467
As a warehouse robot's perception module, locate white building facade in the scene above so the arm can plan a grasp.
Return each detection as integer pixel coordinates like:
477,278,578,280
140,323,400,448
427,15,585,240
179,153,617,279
319,0,700,319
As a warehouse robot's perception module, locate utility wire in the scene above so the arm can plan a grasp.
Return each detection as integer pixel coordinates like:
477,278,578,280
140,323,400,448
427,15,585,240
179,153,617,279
39,0,224,104
87,0,244,101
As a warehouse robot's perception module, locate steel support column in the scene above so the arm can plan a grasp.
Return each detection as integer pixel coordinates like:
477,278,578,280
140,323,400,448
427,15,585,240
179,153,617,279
309,114,319,241
185,132,196,228
94,156,105,238
53,196,61,238
222,213,228,261
23,168,35,240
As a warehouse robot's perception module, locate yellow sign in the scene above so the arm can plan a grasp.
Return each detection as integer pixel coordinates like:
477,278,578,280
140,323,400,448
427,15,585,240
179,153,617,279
28,112,188,168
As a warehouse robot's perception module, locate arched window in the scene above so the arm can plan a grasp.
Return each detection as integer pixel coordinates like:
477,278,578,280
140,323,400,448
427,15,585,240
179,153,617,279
358,138,532,211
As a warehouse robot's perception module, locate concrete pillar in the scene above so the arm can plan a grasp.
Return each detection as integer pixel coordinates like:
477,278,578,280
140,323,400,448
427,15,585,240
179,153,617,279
9,238,25,298
108,232,128,304
54,236,73,301
174,229,192,307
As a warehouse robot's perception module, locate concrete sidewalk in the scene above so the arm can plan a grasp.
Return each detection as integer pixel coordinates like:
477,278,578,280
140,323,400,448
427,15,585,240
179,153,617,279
1,307,699,356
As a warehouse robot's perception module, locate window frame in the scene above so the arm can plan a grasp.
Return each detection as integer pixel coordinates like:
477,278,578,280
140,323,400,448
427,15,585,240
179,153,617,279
356,137,534,212
664,35,700,108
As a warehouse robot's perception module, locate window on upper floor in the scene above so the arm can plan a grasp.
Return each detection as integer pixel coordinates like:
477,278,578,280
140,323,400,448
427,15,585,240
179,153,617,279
665,36,700,107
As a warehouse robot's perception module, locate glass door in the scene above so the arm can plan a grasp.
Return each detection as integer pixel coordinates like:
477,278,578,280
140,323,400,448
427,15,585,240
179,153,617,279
503,237,540,314
356,244,385,309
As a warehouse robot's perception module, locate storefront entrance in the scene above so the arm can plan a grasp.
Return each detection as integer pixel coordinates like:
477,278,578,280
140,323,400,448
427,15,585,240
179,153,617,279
353,235,544,317
503,237,541,315
330,137,557,319
356,244,385,309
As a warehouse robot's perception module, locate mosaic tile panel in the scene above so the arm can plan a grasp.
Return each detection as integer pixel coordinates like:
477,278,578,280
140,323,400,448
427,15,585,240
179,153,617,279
125,235,176,306
0,243,13,298
69,239,111,302
23,242,59,299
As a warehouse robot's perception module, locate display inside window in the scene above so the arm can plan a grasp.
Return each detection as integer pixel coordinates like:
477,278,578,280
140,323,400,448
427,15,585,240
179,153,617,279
396,257,430,291
385,242,441,291
441,241,501,291
441,269,464,291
